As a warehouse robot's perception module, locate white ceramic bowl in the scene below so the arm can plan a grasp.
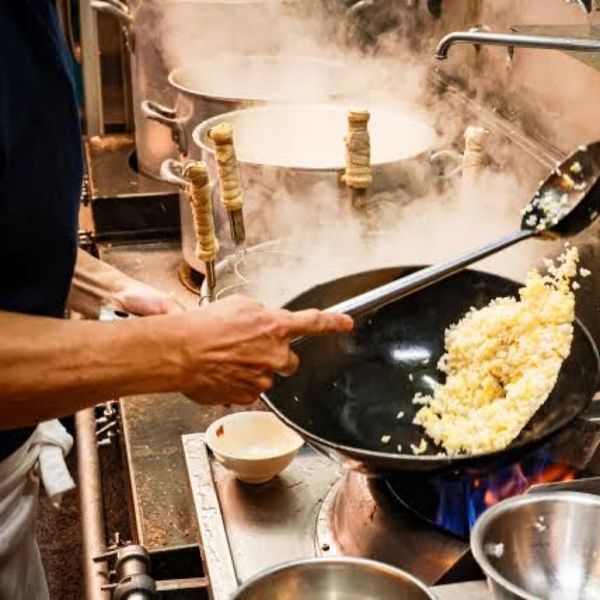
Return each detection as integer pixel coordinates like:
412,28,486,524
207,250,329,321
205,412,304,484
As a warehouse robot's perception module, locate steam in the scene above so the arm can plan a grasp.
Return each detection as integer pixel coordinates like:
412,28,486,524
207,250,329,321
153,0,573,306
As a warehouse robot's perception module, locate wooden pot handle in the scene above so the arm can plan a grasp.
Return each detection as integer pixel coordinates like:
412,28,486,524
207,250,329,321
183,161,219,263
342,110,372,190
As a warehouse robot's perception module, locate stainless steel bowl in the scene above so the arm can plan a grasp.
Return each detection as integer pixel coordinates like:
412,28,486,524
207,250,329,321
232,557,438,600
471,491,600,600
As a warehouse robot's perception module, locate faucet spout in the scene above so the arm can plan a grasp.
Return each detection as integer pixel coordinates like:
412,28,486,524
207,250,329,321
436,30,600,60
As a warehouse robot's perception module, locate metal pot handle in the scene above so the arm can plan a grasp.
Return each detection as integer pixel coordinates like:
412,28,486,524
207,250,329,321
159,159,189,189
91,0,132,25
91,0,135,53
141,100,188,156
429,149,464,180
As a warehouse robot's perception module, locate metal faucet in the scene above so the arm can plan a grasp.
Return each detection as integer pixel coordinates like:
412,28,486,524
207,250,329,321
346,0,375,17
436,30,600,61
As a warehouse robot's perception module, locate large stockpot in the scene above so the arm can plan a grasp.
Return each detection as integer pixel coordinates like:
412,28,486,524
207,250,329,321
142,55,357,159
92,0,291,178
180,103,441,273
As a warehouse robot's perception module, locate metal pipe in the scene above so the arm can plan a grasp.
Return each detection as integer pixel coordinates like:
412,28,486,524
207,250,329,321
204,260,217,303
436,30,600,60
76,408,111,600
227,210,246,247
79,0,104,135
346,0,375,16
90,0,132,25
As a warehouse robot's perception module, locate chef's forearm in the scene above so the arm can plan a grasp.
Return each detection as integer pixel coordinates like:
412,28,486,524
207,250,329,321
0,310,185,429
67,248,133,316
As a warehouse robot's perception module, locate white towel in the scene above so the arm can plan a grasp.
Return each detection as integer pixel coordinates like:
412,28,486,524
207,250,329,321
31,420,75,508
0,419,74,600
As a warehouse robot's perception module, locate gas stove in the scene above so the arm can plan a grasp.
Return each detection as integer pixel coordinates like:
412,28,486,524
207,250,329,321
182,401,600,599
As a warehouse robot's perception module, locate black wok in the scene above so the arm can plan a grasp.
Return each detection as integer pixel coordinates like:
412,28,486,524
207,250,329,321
262,267,600,478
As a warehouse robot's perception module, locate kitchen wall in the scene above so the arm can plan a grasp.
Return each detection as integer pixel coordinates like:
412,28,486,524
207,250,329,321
420,0,600,341
437,0,600,150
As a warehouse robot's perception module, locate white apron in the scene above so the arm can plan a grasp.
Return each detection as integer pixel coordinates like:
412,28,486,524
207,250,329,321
0,420,75,600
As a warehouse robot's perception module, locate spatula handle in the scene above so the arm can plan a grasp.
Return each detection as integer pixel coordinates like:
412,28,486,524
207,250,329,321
326,228,535,318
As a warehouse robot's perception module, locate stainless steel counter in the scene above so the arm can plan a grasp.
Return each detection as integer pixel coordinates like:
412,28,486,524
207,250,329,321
99,242,193,308
435,582,490,599
182,434,491,600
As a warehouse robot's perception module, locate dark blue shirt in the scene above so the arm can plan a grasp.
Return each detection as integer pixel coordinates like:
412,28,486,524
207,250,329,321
0,0,83,458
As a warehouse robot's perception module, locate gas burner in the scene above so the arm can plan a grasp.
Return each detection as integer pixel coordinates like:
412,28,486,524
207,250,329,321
178,261,204,295
386,416,600,540
315,417,600,585
387,448,578,540
316,470,477,586
83,135,180,243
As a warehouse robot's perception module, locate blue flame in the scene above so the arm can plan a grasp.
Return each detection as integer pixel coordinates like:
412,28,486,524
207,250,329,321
434,449,567,538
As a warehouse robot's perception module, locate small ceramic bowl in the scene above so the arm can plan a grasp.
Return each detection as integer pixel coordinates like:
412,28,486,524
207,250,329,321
205,412,304,484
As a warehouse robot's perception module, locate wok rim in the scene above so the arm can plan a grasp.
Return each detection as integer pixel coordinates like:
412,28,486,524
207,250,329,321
261,266,600,473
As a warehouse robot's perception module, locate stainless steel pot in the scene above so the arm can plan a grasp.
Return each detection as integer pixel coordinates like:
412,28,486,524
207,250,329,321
149,59,364,274
200,232,420,300
199,229,465,305
471,491,600,600
180,103,440,272
92,0,289,178
142,55,357,158
232,557,438,600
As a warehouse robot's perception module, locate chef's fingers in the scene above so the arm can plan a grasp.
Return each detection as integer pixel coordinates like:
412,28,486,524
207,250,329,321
231,376,272,405
285,309,354,338
256,374,274,392
183,372,272,406
276,350,300,378
232,394,259,406
231,374,273,398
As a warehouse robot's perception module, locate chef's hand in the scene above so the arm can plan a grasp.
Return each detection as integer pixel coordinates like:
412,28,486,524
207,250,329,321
110,278,185,316
69,249,186,318
181,295,354,406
